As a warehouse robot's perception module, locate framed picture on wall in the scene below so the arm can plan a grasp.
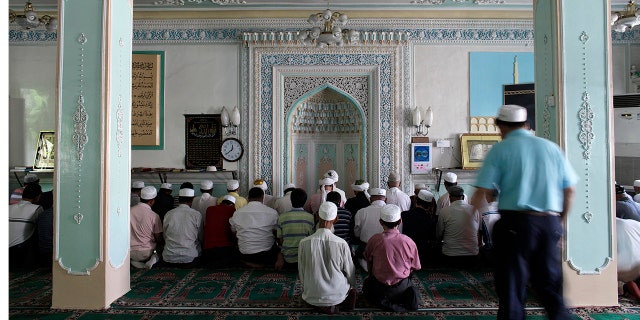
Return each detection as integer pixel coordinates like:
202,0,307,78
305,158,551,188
34,131,55,169
460,134,501,169
411,143,432,174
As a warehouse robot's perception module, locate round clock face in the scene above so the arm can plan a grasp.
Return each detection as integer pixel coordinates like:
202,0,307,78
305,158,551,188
221,138,244,162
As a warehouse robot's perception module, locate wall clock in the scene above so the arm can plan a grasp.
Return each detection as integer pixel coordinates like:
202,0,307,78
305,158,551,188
221,138,244,162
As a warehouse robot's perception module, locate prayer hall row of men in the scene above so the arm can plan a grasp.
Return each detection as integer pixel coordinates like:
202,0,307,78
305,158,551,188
7,105,640,315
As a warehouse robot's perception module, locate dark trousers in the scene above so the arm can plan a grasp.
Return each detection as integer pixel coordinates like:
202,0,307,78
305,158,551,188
9,235,39,271
493,211,570,320
363,276,419,312
202,246,239,268
239,244,279,267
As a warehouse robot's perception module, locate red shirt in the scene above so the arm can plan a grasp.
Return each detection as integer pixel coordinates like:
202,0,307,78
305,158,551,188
203,204,237,249
364,228,421,286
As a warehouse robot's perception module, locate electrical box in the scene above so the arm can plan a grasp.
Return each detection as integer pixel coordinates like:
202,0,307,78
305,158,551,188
436,139,450,148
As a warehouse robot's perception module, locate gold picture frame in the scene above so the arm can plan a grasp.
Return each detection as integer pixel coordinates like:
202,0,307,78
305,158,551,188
460,133,502,170
34,131,55,169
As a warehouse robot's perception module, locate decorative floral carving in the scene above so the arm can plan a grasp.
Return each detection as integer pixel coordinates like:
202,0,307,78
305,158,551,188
73,95,89,162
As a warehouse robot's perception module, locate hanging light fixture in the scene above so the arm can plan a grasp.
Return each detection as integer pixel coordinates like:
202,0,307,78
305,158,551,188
9,1,57,32
298,5,359,47
612,0,640,32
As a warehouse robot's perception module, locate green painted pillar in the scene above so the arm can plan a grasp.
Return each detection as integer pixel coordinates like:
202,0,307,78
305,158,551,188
52,0,133,309
534,0,617,306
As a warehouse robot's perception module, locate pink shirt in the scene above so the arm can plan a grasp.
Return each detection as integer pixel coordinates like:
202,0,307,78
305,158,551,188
130,202,163,251
364,229,421,286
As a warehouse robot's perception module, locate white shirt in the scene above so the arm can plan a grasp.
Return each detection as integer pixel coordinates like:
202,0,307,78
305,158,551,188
274,191,293,214
229,201,279,254
163,204,203,263
436,191,469,215
616,217,640,282
634,193,640,203
385,187,411,211
354,200,386,243
9,200,43,247
298,228,356,306
192,193,217,221
437,199,479,256
263,194,276,209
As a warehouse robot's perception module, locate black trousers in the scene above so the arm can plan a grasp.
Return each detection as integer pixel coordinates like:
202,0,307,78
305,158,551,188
493,211,570,320
363,276,419,312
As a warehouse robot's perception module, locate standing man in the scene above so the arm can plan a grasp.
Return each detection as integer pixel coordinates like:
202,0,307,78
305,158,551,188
386,172,411,211
471,104,578,320
163,188,203,267
218,180,248,209
324,170,347,205
192,180,217,219
363,204,421,312
229,187,280,268
298,202,357,314
130,186,163,269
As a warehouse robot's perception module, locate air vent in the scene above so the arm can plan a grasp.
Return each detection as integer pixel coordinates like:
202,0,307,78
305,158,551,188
614,94,640,108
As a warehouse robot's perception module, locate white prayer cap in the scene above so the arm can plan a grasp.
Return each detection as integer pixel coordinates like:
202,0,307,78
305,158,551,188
634,180,640,187
320,178,334,186
179,188,195,197
140,186,157,200
227,180,240,190
351,180,370,192
222,194,236,204
132,181,145,189
284,183,296,190
443,172,458,183
414,183,426,190
369,188,386,197
417,190,434,202
200,180,214,190
318,202,338,221
24,173,39,183
253,179,268,190
388,172,400,182
380,204,401,223
160,183,173,190
324,170,339,183
497,104,527,122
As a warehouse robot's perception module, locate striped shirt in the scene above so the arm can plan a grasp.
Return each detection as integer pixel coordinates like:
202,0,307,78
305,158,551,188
333,207,353,244
277,208,315,263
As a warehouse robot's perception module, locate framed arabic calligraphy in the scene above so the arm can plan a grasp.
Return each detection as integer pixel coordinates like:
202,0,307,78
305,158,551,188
132,51,164,150
184,114,223,170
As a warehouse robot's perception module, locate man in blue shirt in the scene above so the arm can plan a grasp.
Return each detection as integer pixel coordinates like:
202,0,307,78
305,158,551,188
616,183,640,222
471,105,578,320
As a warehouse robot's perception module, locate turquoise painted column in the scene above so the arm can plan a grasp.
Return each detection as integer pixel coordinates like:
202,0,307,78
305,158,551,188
534,0,617,306
52,0,133,309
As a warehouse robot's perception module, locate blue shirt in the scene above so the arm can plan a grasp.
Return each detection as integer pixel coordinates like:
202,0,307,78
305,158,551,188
475,129,578,213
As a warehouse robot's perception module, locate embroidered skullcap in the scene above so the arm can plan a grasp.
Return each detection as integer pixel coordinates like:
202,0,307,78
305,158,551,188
284,183,296,190
222,194,236,204
351,179,370,192
253,179,268,190
324,170,339,183
140,186,157,200
179,188,195,197
227,180,240,191
132,181,145,189
318,202,338,221
388,172,400,182
160,183,172,190
320,178,334,186
497,104,527,122
443,172,458,183
417,189,434,202
449,186,465,197
634,180,640,187
200,180,214,191
369,188,386,197
414,183,426,190
380,204,402,223
24,173,39,184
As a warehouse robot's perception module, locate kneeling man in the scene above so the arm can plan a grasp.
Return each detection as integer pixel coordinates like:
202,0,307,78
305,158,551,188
363,204,422,311
298,202,357,314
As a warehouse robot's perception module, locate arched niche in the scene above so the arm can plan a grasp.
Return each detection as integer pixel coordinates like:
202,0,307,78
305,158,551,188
285,84,367,195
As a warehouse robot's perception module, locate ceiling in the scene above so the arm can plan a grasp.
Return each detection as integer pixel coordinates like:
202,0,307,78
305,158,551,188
8,0,632,12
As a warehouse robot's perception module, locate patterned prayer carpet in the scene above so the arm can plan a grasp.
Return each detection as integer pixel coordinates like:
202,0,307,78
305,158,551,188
9,266,640,319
